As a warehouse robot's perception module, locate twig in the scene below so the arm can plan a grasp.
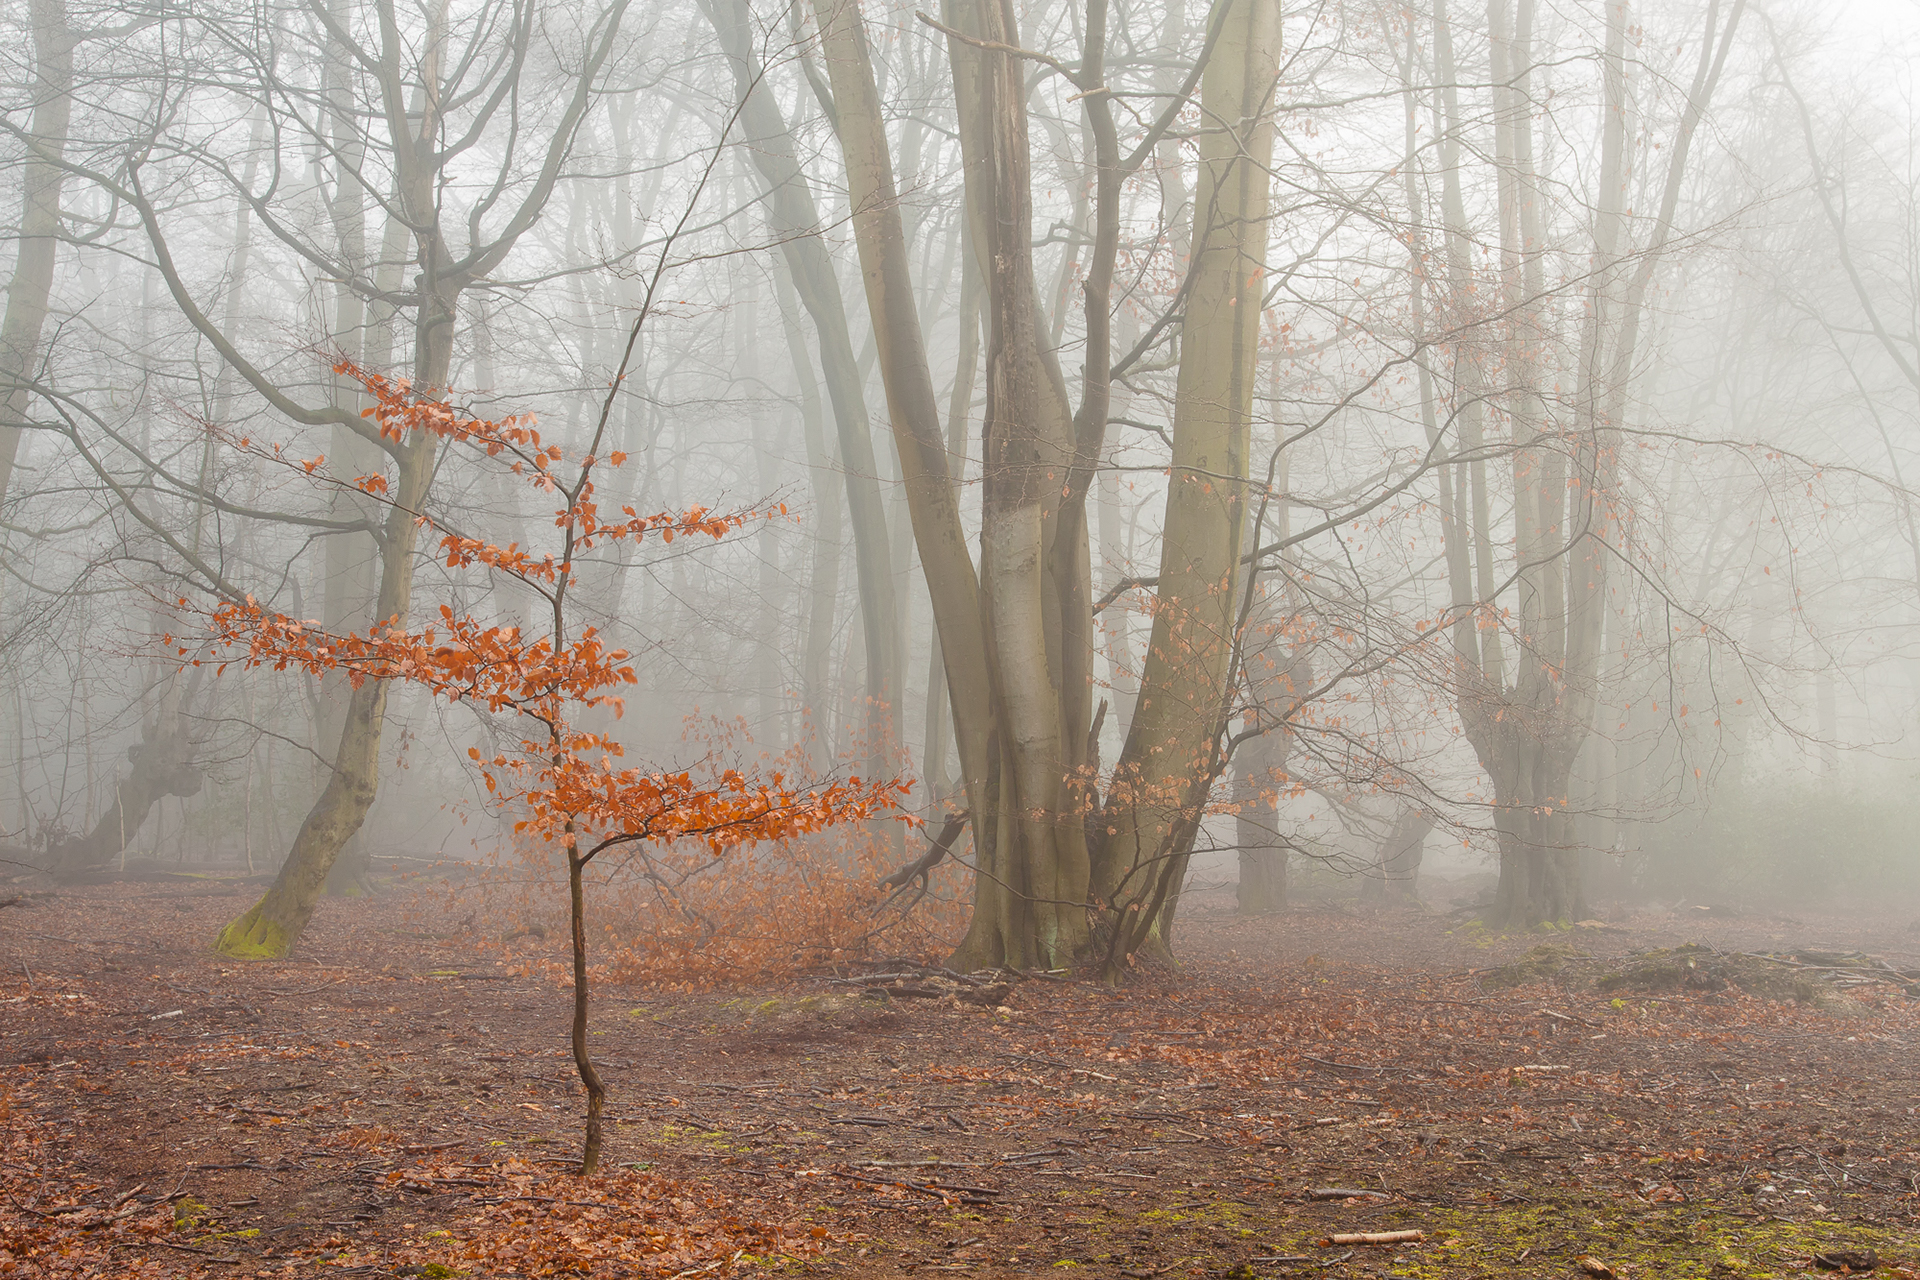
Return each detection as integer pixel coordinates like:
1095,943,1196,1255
912,12,1079,80
1302,1056,1386,1072
1324,1229,1424,1245
822,1169,999,1203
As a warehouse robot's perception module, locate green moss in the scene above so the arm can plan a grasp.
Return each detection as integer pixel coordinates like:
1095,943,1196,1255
214,901,294,959
660,1122,748,1152
1596,945,1834,1006
1481,942,1589,989
1344,1200,1907,1280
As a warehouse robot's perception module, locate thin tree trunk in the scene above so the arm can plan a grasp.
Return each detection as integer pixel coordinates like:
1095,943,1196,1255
922,242,983,807
0,0,70,505
703,0,902,780
1098,0,1282,957
773,268,845,763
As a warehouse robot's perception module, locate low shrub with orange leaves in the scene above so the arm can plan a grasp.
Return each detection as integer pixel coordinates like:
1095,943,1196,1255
473,819,970,990
460,717,969,989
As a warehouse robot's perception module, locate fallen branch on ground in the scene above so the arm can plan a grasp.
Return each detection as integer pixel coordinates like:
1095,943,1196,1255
1309,1187,1390,1201
1323,1229,1424,1245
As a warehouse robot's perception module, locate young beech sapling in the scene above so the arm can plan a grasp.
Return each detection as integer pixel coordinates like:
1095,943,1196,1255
178,361,909,1172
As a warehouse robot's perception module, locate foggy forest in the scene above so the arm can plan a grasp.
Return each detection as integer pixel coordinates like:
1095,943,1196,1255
2,0,1919,1276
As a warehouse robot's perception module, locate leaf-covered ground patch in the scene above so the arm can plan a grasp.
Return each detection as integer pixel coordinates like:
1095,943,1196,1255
2,884,1917,1278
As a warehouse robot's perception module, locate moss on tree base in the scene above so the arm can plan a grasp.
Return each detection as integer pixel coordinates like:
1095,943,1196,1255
214,899,295,959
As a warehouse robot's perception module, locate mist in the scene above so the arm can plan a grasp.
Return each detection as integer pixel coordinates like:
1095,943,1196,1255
4,0,1920,961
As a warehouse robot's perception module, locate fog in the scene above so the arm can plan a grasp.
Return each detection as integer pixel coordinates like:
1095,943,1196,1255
3,0,1918,966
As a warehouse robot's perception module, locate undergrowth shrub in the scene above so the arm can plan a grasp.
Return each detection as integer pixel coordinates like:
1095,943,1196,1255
441,715,968,987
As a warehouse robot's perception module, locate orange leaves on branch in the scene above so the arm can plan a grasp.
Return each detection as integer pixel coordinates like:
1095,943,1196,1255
201,595,906,859
328,358,773,578
437,506,759,584
185,357,901,924
532,760,913,859
341,359,540,454
204,599,634,715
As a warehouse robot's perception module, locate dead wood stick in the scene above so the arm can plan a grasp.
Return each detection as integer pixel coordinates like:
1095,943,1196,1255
1309,1187,1390,1201
263,978,346,997
1323,1229,1424,1245
878,811,970,894
823,1169,998,1201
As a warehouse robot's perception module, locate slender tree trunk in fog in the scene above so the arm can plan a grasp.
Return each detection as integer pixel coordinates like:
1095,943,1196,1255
773,269,846,762
1097,0,1282,959
1232,725,1286,912
921,244,983,808
0,0,71,506
216,0,631,955
1235,427,1297,913
317,8,387,895
218,294,451,956
703,0,901,781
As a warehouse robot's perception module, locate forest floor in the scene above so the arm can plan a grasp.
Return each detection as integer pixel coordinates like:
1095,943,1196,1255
2,879,1918,1280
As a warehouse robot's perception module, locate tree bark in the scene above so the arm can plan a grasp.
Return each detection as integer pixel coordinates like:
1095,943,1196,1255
934,0,1095,969
319,0,394,897
217,395,443,955
1097,0,1282,956
219,0,632,954
47,723,204,877
703,0,902,778
0,0,72,505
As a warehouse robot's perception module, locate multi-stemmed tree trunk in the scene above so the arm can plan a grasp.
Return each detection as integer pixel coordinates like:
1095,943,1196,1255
1095,0,1283,958
19,0,633,952
812,0,1281,969
1424,0,1744,926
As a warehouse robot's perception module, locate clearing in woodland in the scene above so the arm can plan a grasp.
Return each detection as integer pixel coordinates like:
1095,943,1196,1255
2,885,1917,1279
